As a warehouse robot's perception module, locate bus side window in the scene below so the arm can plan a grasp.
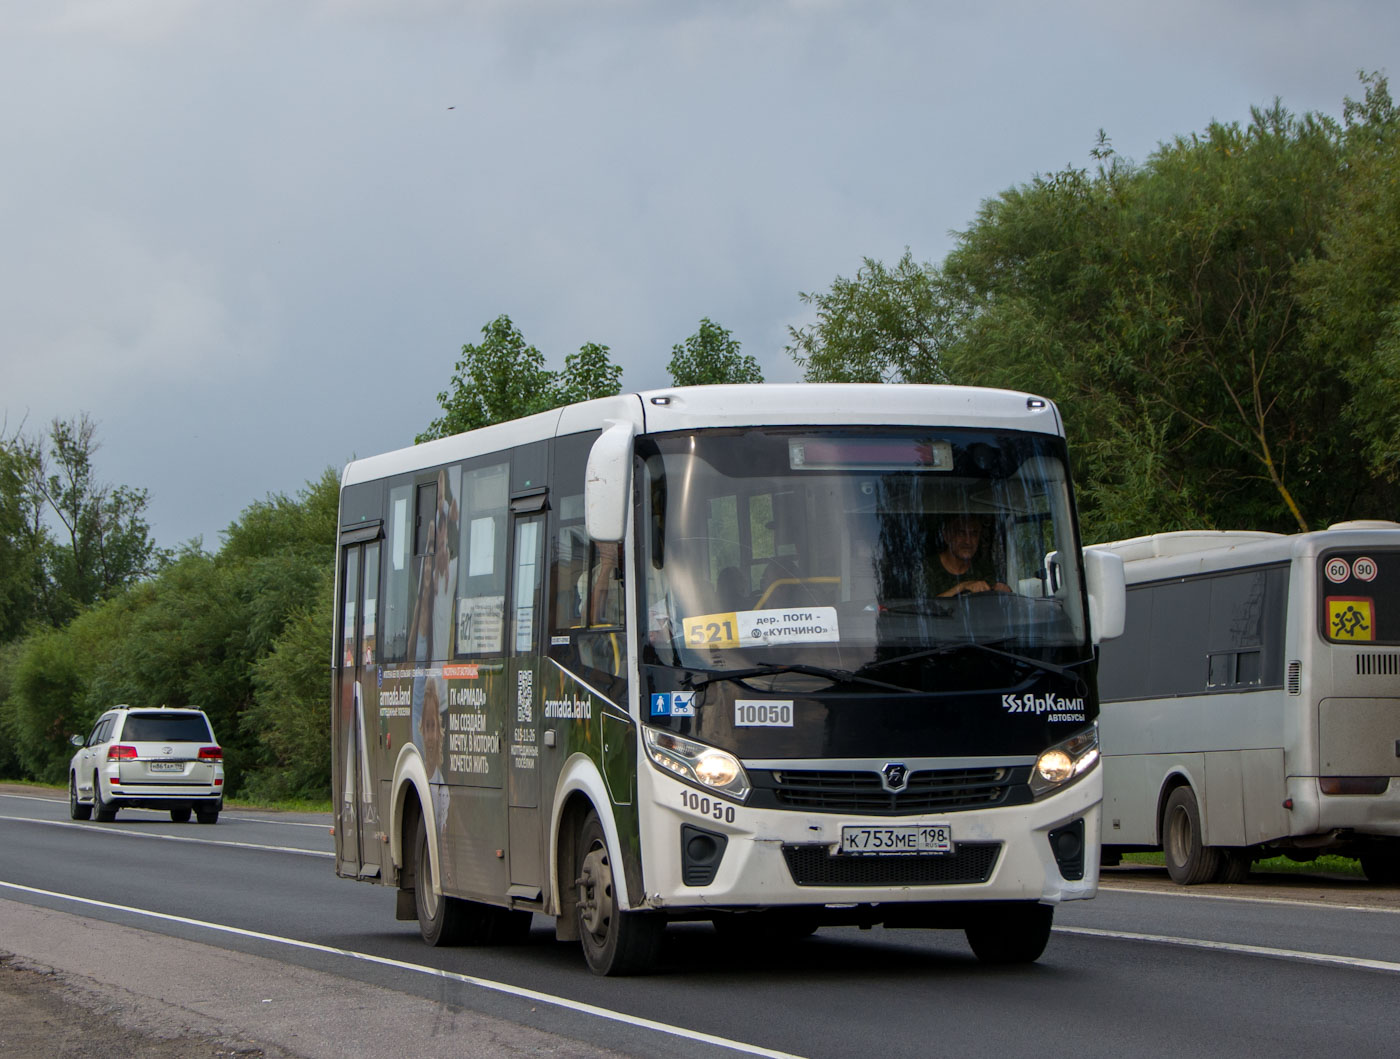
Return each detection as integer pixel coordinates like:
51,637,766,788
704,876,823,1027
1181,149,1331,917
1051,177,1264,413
382,483,413,661
553,518,589,628
456,462,509,657
585,541,624,627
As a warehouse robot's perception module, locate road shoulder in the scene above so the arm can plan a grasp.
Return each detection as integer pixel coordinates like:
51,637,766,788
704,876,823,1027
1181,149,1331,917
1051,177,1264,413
0,897,628,1059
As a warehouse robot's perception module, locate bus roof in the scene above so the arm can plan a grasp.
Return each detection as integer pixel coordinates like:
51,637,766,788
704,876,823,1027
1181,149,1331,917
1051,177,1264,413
342,383,1064,487
1088,523,1400,581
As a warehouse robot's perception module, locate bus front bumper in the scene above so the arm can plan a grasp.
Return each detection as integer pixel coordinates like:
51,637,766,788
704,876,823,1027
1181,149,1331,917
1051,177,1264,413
635,765,1102,911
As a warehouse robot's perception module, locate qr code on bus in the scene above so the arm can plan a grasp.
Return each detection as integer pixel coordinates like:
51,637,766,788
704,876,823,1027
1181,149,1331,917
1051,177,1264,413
517,669,534,724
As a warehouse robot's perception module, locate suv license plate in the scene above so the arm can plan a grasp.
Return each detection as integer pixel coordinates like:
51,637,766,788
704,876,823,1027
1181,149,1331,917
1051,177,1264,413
840,824,953,855
147,762,184,773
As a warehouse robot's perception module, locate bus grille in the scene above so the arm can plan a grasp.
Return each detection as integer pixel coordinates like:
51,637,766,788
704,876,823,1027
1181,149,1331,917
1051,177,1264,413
1356,653,1400,676
752,767,1028,815
781,842,1002,887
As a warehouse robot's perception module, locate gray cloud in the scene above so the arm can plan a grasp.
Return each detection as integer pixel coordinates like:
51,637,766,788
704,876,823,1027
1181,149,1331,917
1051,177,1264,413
1,0,1394,547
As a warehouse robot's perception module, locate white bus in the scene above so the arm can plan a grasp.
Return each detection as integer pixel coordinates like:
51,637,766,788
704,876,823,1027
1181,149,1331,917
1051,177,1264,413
331,384,1125,973
1092,524,1400,885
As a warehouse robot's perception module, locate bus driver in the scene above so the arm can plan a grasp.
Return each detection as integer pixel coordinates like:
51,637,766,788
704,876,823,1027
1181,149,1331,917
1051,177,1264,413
928,514,1010,597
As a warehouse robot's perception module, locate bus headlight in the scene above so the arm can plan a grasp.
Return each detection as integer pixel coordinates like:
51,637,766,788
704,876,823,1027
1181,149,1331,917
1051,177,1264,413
1030,724,1099,798
644,728,750,801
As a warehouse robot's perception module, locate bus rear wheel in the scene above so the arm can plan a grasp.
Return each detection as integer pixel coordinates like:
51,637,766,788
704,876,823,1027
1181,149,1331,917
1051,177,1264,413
964,903,1054,964
1360,845,1400,885
1162,786,1220,885
412,813,529,946
575,810,663,975
1215,848,1252,884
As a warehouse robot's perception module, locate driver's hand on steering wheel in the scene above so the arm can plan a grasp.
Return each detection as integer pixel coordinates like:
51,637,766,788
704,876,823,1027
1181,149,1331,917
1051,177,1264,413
948,580,1012,596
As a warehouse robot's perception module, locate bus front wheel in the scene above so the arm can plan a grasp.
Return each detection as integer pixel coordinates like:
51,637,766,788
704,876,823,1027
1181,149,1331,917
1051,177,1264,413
964,903,1053,964
575,811,663,975
1162,786,1220,885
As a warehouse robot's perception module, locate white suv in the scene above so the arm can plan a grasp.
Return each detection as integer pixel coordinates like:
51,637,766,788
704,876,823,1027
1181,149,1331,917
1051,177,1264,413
69,706,225,824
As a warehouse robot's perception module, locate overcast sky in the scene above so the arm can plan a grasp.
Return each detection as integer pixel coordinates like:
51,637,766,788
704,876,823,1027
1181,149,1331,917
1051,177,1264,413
2,0,1395,550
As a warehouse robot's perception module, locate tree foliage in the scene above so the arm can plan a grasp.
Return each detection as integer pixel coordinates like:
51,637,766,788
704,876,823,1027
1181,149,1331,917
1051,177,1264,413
0,431,44,644
667,318,763,386
0,415,165,638
418,315,623,441
0,470,340,794
1298,73,1400,481
788,251,950,384
792,77,1400,540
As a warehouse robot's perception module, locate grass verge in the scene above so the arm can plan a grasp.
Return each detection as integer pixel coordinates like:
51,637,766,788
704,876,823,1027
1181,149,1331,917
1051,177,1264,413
1122,850,1365,878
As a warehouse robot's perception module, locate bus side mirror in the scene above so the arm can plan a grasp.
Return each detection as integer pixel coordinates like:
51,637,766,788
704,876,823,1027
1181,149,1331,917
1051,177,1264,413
1083,549,1126,643
585,420,635,543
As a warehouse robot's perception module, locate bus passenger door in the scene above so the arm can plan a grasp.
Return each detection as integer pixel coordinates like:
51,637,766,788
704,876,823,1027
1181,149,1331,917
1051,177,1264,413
507,509,545,899
336,537,382,880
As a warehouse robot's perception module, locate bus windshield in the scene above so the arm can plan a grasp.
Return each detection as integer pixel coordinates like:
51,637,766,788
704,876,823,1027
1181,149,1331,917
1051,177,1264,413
638,428,1089,681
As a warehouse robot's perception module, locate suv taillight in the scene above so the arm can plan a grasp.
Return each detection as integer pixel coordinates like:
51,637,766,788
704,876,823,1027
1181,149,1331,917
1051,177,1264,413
198,746,223,761
107,745,137,760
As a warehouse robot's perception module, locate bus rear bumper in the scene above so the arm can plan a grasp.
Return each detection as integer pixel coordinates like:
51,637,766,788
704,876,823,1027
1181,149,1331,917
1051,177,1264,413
1291,776,1400,838
636,767,1102,911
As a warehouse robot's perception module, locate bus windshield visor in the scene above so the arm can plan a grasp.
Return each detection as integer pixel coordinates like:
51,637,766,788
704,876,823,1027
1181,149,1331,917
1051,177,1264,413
638,428,1089,673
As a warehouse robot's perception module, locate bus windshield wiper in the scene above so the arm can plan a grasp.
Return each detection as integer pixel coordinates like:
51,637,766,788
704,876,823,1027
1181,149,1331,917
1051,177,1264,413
680,663,915,695
859,640,1090,680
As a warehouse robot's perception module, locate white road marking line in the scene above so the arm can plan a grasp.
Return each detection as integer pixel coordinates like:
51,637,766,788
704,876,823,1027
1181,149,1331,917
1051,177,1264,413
1098,883,1400,915
1055,925,1400,973
0,814,331,859
233,817,333,830
0,880,808,1059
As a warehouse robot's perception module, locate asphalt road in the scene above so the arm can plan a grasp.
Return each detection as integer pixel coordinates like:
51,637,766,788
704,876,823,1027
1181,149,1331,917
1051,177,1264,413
3,785,1398,1058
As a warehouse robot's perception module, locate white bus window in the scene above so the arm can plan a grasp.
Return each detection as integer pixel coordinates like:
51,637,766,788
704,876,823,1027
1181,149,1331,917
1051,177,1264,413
382,484,413,661
456,462,509,656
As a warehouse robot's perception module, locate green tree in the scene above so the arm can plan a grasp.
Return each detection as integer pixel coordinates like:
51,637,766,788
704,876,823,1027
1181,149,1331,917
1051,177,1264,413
937,103,1365,536
667,318,764,385
791,82,1400,540
788,251,950,384
418,316,624,441
1298,72,1400,481
0,470,341,795
245,571,334,800
557,341,624,405
0,431,44,643
25,414,165,625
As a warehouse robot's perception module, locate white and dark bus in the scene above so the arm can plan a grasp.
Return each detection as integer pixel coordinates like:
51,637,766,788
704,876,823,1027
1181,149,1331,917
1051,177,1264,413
331,384,1125,973
1092,524,1400,885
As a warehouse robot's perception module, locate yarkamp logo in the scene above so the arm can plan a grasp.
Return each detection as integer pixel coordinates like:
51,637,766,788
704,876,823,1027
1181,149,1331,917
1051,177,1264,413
1001,693,1086,716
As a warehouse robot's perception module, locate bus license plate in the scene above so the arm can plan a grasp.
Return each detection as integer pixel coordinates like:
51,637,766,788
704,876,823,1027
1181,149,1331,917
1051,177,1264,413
840,824,953,855
147,762,184,773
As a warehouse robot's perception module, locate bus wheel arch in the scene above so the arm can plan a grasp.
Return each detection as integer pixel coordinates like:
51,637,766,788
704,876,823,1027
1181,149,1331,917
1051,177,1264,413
553,792,594,941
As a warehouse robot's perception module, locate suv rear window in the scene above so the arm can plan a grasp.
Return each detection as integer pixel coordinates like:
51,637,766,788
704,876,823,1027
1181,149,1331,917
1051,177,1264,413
122,714,214,741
